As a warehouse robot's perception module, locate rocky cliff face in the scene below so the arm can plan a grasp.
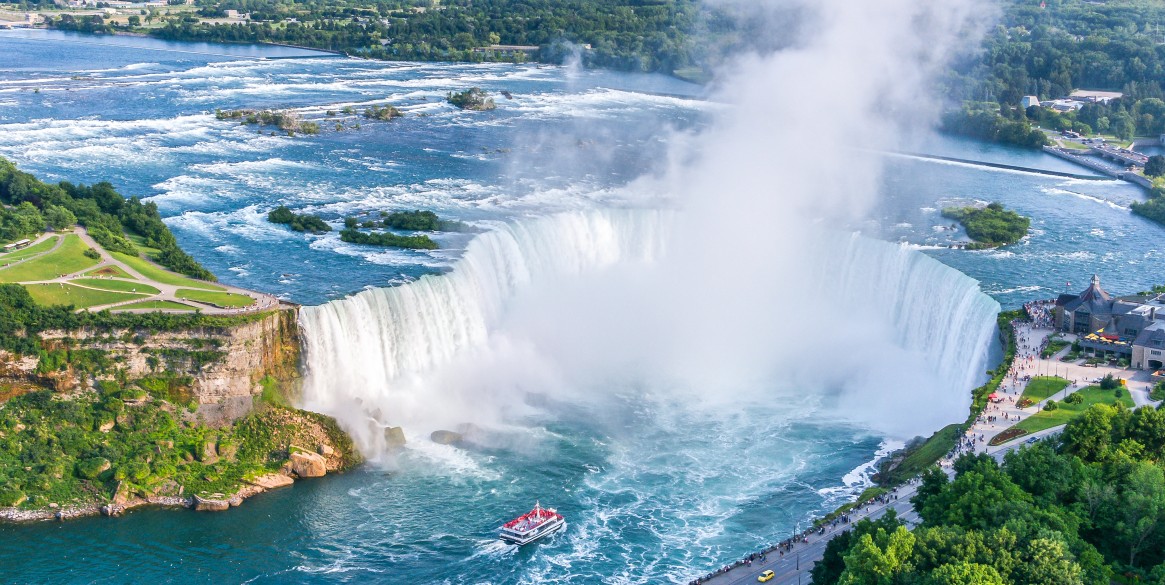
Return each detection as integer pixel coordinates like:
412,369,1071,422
1,308,302,424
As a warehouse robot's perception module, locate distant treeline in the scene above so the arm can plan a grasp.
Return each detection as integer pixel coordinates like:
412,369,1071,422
0,157,214,281
143,0,702,74
944,0,1165,147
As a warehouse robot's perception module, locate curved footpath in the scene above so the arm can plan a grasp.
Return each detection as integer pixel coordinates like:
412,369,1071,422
7,227,281,314
696,310,1163,585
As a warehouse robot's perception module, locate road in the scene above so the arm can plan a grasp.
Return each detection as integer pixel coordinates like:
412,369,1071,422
696,315,1162,585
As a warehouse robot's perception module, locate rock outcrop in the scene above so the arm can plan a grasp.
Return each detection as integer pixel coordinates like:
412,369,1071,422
430,430,462,445
290,450,327,478
10,308,302,425
384,426,407,449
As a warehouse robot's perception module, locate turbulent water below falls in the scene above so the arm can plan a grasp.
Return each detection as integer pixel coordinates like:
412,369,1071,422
0,30,1162,584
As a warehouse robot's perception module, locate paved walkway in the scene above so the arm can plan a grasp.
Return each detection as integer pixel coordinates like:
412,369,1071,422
697,314,1163,585
0,228,281,315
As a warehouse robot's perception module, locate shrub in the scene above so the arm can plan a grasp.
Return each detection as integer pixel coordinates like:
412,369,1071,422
1044,399,1058,411
1099,374,1120,390
75,457,110,480
1065,392,1083,405
0,487,27,507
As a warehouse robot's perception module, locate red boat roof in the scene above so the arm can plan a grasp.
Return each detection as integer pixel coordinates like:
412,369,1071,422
503,502,562,530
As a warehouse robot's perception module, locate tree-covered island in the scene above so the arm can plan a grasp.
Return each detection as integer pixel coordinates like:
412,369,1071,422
942,203,1031,249
267,205,331,233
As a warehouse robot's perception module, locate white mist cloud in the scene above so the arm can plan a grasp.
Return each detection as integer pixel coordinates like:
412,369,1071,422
300,0,1001,456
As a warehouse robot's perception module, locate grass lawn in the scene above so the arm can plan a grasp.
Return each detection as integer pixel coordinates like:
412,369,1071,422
111,252,224,291
1013,385,1136,434
84,265,132,279
0,235,99,283
874,423,964,486
1021,376,1070,402
0,236,58,264
176,288,254,308
23,283,147,309
117,300,196,311
1060,140,1091,150
69,278,160,295
126,234,163,257
1041,339,1070,358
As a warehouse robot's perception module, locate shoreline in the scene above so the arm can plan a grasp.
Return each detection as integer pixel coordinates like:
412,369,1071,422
690,307,1021,584
0,471,314,523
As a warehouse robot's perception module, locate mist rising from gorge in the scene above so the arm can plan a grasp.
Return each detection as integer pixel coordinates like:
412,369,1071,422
299,0,1001,456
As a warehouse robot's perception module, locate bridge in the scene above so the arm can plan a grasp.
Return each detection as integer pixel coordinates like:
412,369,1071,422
1089,144,1148,168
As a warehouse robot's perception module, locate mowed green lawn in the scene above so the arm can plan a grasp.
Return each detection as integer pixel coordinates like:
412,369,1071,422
23,283,147,309
176,288,254,308
117,300,196,311
1013,385,1136,434
1021,376,1070,402
69,278,161,295
111,252,224,291
0,235,99,283
0,236,58,264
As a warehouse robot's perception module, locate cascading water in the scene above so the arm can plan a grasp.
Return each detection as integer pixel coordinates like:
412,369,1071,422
298,209,671,452
300,209,1000,457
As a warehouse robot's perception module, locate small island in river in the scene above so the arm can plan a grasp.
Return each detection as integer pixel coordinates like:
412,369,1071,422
942,202,1030,249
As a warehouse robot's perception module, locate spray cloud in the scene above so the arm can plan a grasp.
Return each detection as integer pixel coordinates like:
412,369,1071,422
299,0,1000,456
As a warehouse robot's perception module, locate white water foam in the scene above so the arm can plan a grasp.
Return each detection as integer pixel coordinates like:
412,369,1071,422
299,209,999,458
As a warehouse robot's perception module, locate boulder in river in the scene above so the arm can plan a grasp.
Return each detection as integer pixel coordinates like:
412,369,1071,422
384,426,407,449
430,430,462,445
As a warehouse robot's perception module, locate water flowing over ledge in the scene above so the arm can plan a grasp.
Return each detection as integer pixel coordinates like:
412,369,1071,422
298,209,1000,456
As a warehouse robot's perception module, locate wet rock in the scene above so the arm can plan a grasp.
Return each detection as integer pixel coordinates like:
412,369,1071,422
384,426,406,449
430,430,462,445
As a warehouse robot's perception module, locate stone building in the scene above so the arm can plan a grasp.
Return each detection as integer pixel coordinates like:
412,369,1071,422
1056,275,1165,371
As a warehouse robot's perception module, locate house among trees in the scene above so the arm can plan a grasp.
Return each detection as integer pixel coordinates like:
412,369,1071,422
1056,275,1165,372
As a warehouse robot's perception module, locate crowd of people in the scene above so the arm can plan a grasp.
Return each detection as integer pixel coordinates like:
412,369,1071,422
1024,299,1056,329
686,487,907,585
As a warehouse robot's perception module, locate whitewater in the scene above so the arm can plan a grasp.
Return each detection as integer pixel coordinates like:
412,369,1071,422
300,210,1000,456
2,28,1163,585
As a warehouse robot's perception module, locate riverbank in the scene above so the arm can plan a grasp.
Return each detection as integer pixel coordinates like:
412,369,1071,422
690,308,1023,584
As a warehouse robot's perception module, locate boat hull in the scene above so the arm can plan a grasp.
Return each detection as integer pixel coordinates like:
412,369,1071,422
499,518,565,545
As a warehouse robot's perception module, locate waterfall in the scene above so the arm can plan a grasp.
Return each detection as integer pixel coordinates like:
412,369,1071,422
299,210,1000,455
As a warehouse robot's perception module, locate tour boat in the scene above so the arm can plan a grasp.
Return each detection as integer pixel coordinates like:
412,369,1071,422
498,501,565,545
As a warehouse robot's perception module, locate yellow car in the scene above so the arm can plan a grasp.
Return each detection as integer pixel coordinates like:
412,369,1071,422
758,570,775,582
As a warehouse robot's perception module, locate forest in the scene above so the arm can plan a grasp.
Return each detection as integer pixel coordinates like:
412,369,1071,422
146,0,703,74
814,403,1165,584
943,0,1165,146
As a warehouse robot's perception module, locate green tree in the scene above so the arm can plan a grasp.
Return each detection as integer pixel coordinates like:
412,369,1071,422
1015,537,1085,585
1112,462,1165,568
43,204,76,230
924,562,1005,585
839,525,916,585
1146,155,1165,178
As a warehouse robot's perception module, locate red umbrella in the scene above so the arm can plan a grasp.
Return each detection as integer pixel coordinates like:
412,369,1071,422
988,393,999,400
